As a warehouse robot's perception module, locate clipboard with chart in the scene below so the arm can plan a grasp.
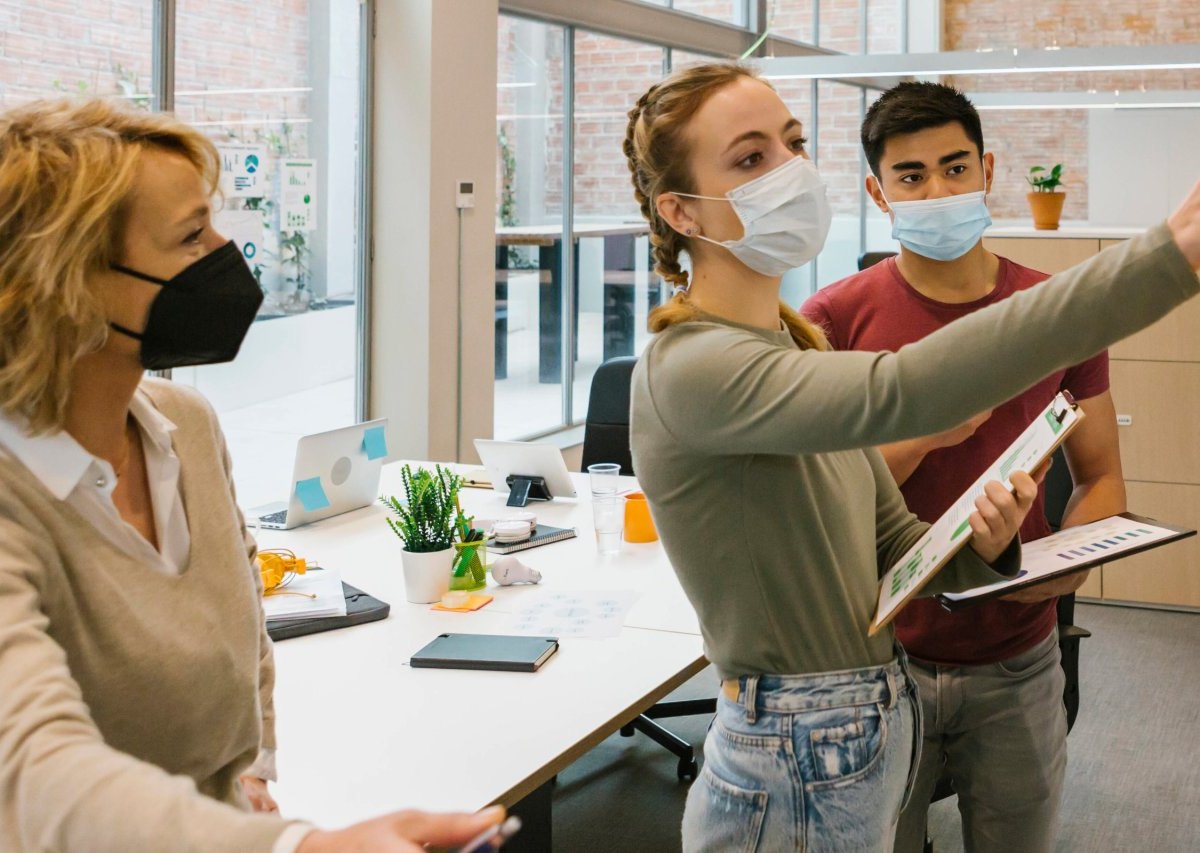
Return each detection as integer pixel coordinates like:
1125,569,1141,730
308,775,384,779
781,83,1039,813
937,512,1196,609
869,391,1085,636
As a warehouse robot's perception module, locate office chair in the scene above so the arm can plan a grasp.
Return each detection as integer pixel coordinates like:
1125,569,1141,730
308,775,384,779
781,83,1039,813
581,356,710,782
580,356,637,477
858,250,898,270
494,245,510,379
922,445,1091,851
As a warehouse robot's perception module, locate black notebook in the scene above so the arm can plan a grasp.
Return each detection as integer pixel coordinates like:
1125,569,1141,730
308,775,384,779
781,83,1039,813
410,633,559,672
489,523,577,555
267,582,390,642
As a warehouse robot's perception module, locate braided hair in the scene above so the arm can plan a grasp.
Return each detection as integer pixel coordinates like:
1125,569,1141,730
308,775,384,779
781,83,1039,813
623,63,827,352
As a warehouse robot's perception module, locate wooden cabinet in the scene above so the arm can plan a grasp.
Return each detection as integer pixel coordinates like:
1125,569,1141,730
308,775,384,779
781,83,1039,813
982,237,1099,274
985,234,1199,611
1103,482,1200,608
1110,361,1200,485
1075,568,1103,599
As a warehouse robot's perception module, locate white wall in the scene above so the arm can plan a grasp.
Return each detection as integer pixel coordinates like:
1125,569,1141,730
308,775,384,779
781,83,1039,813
371,0,499,464
1088,108,1200,227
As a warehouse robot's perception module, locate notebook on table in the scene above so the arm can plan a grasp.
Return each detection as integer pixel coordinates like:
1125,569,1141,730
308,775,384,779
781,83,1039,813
410,633,559,672
489,523,577,555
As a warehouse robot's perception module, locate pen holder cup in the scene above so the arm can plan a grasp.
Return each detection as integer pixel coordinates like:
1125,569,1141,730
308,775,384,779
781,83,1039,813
623,492,658,543
450,538,488,592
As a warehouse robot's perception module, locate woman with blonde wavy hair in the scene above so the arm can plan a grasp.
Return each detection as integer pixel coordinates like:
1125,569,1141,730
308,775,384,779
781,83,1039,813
624,63,1200,851
0,99,506,852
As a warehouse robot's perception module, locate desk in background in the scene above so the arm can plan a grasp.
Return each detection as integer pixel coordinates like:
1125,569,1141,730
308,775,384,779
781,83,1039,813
495,223,662,381
259,466,704,848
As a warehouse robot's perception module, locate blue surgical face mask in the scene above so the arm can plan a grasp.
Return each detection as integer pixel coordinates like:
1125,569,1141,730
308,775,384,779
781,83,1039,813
880,187,992,262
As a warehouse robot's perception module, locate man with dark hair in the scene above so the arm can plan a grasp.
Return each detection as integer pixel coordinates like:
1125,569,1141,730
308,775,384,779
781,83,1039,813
803,81,1126,853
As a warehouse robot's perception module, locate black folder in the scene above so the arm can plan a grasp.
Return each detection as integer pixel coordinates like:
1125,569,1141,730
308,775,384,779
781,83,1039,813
410,633,559,672
267,582,390,642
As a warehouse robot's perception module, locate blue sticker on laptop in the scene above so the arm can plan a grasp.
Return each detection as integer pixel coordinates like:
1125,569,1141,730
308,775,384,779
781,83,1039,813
295,477,331,511
362,425,388,461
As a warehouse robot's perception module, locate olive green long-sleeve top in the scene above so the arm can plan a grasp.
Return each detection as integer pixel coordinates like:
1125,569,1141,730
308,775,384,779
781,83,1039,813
632,223,1197,680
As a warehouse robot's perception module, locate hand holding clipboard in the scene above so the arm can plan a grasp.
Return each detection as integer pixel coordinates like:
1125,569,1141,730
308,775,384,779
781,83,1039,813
870,392,1084,635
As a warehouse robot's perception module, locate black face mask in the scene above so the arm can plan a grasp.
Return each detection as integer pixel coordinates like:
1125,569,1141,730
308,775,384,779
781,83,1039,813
109,240,264,370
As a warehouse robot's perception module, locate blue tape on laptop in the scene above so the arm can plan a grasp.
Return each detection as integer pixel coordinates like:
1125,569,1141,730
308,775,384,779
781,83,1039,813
247,419,388,530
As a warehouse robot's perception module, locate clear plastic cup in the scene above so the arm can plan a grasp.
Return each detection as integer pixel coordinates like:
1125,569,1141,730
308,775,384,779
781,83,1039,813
592,494,625,556
587,462,622,498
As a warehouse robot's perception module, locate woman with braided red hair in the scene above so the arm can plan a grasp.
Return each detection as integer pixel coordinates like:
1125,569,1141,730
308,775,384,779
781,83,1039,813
623,63,1200,851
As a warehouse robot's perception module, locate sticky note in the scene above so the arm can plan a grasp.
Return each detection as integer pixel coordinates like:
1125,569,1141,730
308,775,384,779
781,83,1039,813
362,425,388,461
295,477,331,512
431,594,494,613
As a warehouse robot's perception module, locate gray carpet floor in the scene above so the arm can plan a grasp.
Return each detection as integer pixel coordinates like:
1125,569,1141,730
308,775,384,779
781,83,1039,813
551,603,1200,852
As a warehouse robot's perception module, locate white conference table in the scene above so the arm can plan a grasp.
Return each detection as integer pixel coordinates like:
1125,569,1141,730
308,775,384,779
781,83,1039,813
258,464,707,839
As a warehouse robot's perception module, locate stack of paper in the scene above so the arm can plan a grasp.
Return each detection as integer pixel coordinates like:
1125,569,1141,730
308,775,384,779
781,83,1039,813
263,568,348,623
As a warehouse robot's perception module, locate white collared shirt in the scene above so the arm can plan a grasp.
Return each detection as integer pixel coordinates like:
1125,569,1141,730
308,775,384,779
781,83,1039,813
0,389,190,575
0,391,291,806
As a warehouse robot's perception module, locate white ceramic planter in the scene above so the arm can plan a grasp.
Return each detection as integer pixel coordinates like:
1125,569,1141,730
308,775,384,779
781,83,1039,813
401,547,454,603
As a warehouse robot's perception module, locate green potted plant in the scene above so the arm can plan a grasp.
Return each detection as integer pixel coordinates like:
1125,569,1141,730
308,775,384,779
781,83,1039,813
381,465,464,603
277,230,312,313
1026,164,1066,231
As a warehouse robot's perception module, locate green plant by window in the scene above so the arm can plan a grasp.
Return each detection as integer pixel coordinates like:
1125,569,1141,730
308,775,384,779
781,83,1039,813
1026,164,1065,193
498,125,518,228
381,465,464,553
278,230,310,293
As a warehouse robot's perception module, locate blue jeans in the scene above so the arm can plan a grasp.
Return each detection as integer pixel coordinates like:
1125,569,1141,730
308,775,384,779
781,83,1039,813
682,656,922,852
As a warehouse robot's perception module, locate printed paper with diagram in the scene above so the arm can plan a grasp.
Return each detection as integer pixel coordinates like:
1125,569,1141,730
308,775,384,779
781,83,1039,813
939,513,1195,608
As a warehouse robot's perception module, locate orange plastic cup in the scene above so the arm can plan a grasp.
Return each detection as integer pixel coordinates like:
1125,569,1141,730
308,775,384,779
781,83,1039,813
623,492,658,543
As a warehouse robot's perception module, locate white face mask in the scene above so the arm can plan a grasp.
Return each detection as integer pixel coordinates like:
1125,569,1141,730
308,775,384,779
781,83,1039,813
672,155,833,278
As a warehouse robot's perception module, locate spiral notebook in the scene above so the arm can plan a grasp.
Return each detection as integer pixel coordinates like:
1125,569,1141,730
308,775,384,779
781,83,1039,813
489,523,577,555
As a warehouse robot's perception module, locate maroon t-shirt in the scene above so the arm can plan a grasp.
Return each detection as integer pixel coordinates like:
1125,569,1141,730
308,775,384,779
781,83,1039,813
802,255,1109,665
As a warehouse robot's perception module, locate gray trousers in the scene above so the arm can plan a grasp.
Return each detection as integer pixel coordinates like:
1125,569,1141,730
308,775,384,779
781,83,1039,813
893,629,1068,853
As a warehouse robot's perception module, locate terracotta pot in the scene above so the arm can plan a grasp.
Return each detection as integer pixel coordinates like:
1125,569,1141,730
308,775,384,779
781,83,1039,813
1027,191,1066,231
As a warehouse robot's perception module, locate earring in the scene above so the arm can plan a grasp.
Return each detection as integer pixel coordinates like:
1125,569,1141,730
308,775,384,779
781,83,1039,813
685,227,696,236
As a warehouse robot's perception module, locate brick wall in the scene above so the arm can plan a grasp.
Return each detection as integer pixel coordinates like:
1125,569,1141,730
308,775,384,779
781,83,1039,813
0,0,312,199
0,1,153,107
1,0,326,301
572,32,664,217
174,0,310,138
945,0,1200,219
495,1,901,226
0,0,310,128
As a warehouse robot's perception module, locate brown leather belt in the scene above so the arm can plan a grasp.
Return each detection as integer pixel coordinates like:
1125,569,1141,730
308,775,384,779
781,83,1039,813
721,679,740,703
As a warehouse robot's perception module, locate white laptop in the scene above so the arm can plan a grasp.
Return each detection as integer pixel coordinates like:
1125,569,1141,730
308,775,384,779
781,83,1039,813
248,419,389,530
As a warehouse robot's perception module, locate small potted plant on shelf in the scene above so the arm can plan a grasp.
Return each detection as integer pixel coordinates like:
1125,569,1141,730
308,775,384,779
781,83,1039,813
382,465,466,603
1026,163,1066,231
